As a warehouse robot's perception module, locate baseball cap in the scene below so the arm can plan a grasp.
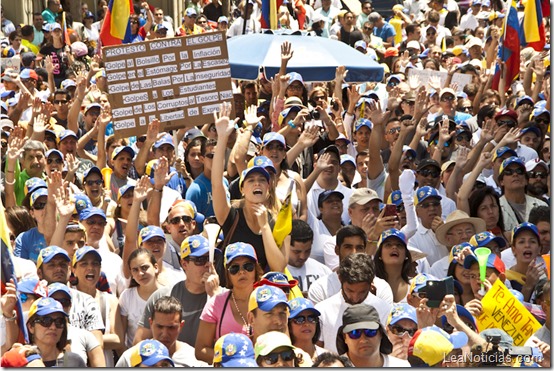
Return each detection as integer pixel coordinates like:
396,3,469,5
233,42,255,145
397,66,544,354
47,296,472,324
181,234,210,259
465,36,483,49
288,297,321,319
340,154,356,167
248,284,290,312
354,40,367,50
248,156,276,174
117,184,135,201
288,72,304,86
0,90,15,99
492,146,517,162
525,158,548,172
79,207,106,221
278,106,302,125
348,187,381,207
83,11,95,18
335,133,350,144
16,277,41,295
355,118,373,132
213,333,256,367
409,273,437,295
217,15,229,23
387,302,418,326
440,304,477,332
463,248,506,273
185,7,197,17
130,339,175,367
377,228,406,248
111,145,135,160
262,132,286,147
254,331,295,361
494,108,518,121
414,186,442,206
532,105,550,118
239,166,270,189
417,158,441,172
72,245,102,266
84,103,102,114
61,79,77,90
73,194,93,215
27,297,68,321
184,128,205,142
384,47,399,58
153,133,175,149
511,222,540,243
57,129,78,143
83,166,102,180
224,242,258,267
47,282,71,298
520,126,542,138
254,271,298,290
407,40,421,50
36,246,70,269
30,188,48,208
387,190,403,206
387,74,403,84
138,226,166,245
449,242,473,264
516,95,534,107
283,96,306,108
439,88,456,99
469,231,507,249
408,325,468,366
317,145,340,160
24,177,47,196
19,69,38,81
336,303,393,355
45,149,64,161
317,190,344,208
499,156,525,177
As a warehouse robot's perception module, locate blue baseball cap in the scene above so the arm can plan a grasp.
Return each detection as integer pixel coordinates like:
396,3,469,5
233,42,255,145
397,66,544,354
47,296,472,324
249,156,276,173
57,129,78,143
463,248,506,273
335,133,350,144
387,190,403,206
17,277,40,295
79,207,106,221
378,228,407,248
24,177,47,196
402,145,417,158
516,95,534,107
1,90,15,99
224,242,258,267
213,333,256,367
521,125,542,137
317,190,344,208
72,246,102,266
175,199,205,228
30,188,48,208
355,118,373,132
45,149,64,161
409,273,438,294
499,156,525,177
27,298,68,322
440,304,476,331
180,234,210,259
492,146,518,162
47,282,72,298
449,242,473,264
278,105,302,125
138,226,166,245
36,246,70,269
288,72,304,86
153,133,175,149
262,132,286,147
239,166,270,189
111,145,135,160
73,193,93,215
387,302,417,326
288,297,321,319
130,339,175,367
254,271,298,289
117,184,135,201
512,222,540,243
469,231,507,249
83,166,102,180
340,154,356,166
532,105,550,119
61,79,77,90
414,186,442,206
248,284,290,312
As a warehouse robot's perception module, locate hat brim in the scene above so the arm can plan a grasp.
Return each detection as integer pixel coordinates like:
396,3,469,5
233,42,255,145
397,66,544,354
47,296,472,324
225,252,258,266
436,217,486,246
221,358,257,367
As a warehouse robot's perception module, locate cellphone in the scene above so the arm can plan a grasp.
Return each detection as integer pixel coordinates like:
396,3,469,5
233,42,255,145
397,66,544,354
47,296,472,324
420,277,454,308
383,204,398,218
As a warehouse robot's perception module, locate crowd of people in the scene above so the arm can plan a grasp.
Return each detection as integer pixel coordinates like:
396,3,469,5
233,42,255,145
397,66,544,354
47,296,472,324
0,0,551,367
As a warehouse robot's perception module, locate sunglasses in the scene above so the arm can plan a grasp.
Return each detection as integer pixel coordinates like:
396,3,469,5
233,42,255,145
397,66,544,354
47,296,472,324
529,171,547,179
397,204,405,213
497,119,516,128
418,200,441,209
53,100,68,104
228,262,255,275
347,328,378,339
456,134,471,142
403,100,415,106
34,316,65,329
431,139,450,147
418,168,440,178
288,84,303,91
204,153,215,159
502,167,525,176
185,256,209,266
460,106,472,112
389,324,417,337
85,219,107,226
440,95,455,102
260,349,295,366
291,314,318,325
84,179,103,186
47,158,63,165
53,297,72,307
364,27,372,30
33,201,47,210
169,215,193,224
137,136,147,143
535,118,549,125
387,127,401,135
387,81,399,87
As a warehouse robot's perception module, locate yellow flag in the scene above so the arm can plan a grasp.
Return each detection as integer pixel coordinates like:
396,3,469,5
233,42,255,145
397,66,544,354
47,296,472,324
272,180,293,247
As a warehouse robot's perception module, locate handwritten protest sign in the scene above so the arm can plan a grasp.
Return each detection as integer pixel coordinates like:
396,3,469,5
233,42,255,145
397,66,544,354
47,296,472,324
477,280,541,346
102,31,234,139
407,69,473,92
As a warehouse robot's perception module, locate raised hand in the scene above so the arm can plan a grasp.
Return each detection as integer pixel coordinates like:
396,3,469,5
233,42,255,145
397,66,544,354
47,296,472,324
476,151,492,169
280,41,294,63
413,86,429,120
271,73,281,97
154,156,176,189
133,175,152,202
65,153,80,174
479,118,494,143
429,75,441,91
500,127,521,146
279,74,290,92
6,128,26,163
297,124,320,148
252,203,269,227
33,113,48,135
454,146,469,169
47,170,64,199
1,279,17,317
315,152,333,171
214,101,233,137
368,100,389,126
408,74,420,91
146,118,161,143
244,105,262,127
54,184,74,218
335,65,349,83
347,85,362,108
44,55,55,74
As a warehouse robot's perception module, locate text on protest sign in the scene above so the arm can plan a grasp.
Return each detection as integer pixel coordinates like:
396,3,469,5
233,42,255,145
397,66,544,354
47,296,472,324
102,32,235,139
407,69,473,92
476,279,541,346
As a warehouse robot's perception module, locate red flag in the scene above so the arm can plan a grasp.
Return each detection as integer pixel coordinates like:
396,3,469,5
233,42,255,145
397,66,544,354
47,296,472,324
100,0,134,46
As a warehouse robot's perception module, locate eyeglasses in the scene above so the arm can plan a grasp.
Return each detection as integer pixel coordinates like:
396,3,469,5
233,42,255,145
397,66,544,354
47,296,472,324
185,255,209,266
427,31,437,36
204,153,215,159
228,262,255,275
53,297,72,307
53,100,68,104
313,95,326,100
440,95,455,102
387,127,401,135
291,314,318,325
47,158,63,164
84,179,103,186
260,349,295,366
169,215,193,224
529,171,547,179
497,119,516,128
389,325,417,337
346,328,378,339
85,219,107,226
33,201,47,210
266,143,285,151
288,84,303,91
418,200,441,209
502,167,525,176
418,168,440,178
34,316,65,329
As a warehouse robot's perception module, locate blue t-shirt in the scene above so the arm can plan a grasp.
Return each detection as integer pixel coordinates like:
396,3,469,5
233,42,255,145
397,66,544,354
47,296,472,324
185,173,227,218
374,22,396,44
14,227,46,263
453,111,472,124
166,166,188,198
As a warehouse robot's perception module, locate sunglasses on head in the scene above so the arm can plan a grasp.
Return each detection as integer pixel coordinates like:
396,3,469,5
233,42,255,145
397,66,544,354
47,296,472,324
228,262,255,275
47,158,63,165
185,255,209,266
389,324,417,337
34,316,65,329
169,215,193,224
502,167,525,176
346,328,378,339
291,314,318,325
260,349,295,366
418,168,440,178
84,179,103,186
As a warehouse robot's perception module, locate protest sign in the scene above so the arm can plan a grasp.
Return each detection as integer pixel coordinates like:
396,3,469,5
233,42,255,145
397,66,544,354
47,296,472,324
102,31,235,139
1,56,21,71
407,69,473,92
477,279,541,346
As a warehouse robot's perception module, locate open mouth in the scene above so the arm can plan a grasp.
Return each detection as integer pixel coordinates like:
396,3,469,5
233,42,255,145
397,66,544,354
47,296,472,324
253,189,263,195
389,250,400,258
85,273,96,281
522,250,534,259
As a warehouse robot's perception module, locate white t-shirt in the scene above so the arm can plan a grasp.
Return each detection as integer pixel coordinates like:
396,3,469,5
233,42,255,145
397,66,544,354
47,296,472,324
308,272,393,305
118,286,148,349
310,218,337,267
307,181,353,231
407,223,448,266
95,245,128,296
383,354,411,367
287,258,333,293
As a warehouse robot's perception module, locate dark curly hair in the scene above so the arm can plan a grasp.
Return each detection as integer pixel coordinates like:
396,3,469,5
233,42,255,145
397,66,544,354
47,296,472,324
338,253,375,284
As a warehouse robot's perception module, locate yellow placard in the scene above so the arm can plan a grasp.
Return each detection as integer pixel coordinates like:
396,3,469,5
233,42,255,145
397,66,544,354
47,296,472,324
477,280,541,346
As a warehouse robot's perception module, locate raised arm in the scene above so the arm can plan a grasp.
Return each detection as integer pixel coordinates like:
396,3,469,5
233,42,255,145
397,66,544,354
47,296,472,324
3,128,26,208
68,75,86,134
135,119,160,176
147,156,175,226
95,111,110,168
279,41,293,76
367,100,388,179
457,152,492,215
388,117,415,191
212,102,234,225
50,183,75,247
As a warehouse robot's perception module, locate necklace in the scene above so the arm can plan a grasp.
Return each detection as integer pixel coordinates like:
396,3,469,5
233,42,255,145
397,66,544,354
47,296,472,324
231,292,252,336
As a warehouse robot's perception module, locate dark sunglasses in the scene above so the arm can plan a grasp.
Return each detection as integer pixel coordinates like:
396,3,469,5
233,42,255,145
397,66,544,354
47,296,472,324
431,139,450,147
137,136,147,143
33,201,47,210
389,324,417,337
440,95,455,102
266,143,285,151
47,158,63,164
85,219,107,226
497,119,516,128
131,20,139,24
418,168,440,178
460,106,472,112
204,153,215,159
228,262,255,275
169,215,193,224
54,297,72,307
528,171,547,179
418,200,441,209
260,349,295,366
397,204,405,213
34,316,65,329
387,127,401,135
53,100,68,104
291,314,318,325
347,328,378,339
535,118,549,125
502,167,525,176
185,255,209,266
387,81,399,87
456,134,471,142
84,179,103,186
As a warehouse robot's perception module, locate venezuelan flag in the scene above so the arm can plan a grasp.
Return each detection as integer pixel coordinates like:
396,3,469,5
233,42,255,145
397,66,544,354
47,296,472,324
521,0,545,51
100,0,133,46
261,0,283,29
492,0,520,91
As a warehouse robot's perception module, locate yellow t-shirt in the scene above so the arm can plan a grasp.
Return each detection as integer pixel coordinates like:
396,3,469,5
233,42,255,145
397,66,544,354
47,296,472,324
389,16,403,46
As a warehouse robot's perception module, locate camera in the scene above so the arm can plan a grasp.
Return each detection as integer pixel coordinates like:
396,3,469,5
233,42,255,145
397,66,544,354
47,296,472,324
306,109,320,120
331,100,339,111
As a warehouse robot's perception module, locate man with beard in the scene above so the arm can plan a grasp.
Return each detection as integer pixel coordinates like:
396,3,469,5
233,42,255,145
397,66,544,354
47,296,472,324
525,159,549,203
315,253,391,353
